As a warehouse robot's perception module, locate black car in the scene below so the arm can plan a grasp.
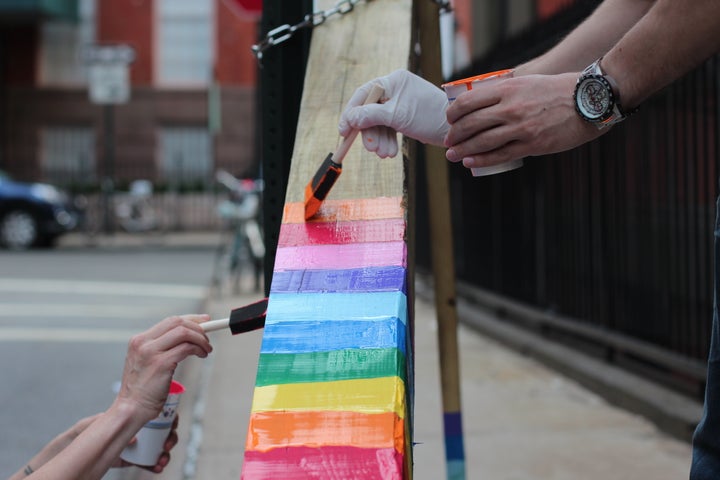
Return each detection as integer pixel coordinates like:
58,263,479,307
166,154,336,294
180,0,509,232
0,170,82,249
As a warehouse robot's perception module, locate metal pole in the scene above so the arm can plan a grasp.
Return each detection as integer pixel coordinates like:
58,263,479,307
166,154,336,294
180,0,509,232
258,0,313,296
102,104,115,234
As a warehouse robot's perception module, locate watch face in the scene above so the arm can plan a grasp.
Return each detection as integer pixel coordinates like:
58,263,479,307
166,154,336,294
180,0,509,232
575,75,614,122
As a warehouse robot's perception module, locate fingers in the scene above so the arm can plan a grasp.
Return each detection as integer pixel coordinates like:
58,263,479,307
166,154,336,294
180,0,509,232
344,102,394,131
339,79,379,134
131,314,206,348
361,126,398,158
460,141,526,170
131,315,213,362
446,121,518,163
445,83,502,125
376,127,399,158
151,317,212,355
444,106,506,150
144,413,179,472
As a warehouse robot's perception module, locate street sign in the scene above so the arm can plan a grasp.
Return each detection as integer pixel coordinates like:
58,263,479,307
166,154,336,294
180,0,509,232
84,44,136,65
84,44,135,105
88,63,130,104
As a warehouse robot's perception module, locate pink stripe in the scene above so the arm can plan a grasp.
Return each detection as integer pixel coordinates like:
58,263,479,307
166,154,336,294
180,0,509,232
275,242,406,271
278,219,406,247
242,446,404,479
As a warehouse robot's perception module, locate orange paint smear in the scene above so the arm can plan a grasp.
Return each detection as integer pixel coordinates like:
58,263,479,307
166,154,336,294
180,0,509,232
246,411,405,453
285,197,404,224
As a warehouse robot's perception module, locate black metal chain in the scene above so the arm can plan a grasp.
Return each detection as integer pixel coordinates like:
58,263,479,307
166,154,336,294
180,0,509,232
252,0,362,62
251,0,453,63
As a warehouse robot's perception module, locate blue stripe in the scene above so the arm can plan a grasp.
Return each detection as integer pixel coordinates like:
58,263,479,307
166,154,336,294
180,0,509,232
444,434,466,461
266,292,408,326
259,318,407,354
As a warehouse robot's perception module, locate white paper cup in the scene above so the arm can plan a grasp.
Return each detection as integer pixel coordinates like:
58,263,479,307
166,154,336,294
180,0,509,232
120,380,185,466
442,69,523,177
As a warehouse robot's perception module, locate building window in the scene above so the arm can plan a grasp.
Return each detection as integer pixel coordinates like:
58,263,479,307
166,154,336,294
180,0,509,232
156,0,214,86
158,127,211,187
39,0,96,86
40,127,96,186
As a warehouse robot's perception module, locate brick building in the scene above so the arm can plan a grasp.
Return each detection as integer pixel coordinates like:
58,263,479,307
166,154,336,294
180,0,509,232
0,0,259,190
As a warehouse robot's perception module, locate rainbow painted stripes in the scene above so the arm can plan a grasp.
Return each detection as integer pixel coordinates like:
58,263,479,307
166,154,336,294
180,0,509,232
242,197,412,479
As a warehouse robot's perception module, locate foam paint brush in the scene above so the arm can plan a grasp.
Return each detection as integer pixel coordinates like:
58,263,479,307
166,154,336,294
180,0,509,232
201,297,268,334
303,83,385,221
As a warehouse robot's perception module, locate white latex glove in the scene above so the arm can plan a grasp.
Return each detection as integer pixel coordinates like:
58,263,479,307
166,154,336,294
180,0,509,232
338,69,449,158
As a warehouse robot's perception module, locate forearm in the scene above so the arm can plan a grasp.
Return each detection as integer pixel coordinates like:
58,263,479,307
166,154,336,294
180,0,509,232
8,415,99,480
515,0,655,76
603,0,720,108
28,401,148,480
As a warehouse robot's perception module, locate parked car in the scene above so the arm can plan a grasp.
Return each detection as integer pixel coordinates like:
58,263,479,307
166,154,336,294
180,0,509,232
0,170,82,249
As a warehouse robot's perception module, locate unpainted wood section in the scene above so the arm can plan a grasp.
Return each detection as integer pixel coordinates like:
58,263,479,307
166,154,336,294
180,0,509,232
284,0,412,203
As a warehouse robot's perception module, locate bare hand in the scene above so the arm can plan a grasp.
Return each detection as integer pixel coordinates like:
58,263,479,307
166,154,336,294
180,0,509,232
115,314,212,423
444,73,603,169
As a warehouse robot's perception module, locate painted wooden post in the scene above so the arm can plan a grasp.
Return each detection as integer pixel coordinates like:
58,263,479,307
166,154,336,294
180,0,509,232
415,2,467,478
241,0,415,477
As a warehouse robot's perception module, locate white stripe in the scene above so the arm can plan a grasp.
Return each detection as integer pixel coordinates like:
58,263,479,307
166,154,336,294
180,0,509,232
0,278,206,299
0,303,159,319
0,327,135,343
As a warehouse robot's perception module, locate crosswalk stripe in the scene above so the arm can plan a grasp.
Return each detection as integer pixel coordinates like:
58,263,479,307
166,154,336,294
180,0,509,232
0,278,206,298
0,327,136,343
0,303,163,319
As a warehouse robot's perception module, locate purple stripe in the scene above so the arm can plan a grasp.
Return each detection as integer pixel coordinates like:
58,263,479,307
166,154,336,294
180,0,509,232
443,412,463,436
270,266,407,294
275,242,406,271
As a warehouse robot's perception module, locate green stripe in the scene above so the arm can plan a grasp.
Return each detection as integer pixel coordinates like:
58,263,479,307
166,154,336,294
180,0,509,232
255,348,406,386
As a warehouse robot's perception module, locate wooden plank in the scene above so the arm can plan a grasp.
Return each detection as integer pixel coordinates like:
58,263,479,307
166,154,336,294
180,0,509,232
284,0,411,204
241,1,414,478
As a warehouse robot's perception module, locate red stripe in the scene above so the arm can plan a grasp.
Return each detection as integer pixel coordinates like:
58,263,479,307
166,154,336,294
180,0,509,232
242,446,404,479
278,218,406,247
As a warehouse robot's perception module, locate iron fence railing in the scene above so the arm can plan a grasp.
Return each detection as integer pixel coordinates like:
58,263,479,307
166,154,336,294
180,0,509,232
442,63,719,360
416,3,720,394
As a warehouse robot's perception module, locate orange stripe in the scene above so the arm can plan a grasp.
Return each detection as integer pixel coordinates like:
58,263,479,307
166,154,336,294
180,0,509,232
284,197,404,224
246,410,405,453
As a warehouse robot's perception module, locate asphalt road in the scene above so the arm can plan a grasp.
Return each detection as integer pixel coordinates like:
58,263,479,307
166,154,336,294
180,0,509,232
0,235,218,478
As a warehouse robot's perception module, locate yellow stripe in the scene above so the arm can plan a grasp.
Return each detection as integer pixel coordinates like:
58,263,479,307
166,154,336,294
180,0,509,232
251,377,406,419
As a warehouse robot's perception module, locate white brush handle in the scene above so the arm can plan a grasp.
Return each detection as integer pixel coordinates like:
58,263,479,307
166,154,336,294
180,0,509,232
201,318,229,333
332,83,385,164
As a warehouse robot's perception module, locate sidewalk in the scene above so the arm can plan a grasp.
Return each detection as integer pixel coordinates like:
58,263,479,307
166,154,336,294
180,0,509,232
155,279,690,480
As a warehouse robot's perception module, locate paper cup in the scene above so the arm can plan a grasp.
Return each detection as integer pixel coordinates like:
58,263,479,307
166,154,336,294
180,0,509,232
120,380,185,466
442,69,523,177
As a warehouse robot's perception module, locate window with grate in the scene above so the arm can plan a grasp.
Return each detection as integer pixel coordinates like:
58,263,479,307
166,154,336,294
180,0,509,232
156,0,214,86
40,127,96,186
39,0,96,86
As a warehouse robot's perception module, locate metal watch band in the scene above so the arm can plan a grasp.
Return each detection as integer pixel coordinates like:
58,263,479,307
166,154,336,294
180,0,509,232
579,57,632,129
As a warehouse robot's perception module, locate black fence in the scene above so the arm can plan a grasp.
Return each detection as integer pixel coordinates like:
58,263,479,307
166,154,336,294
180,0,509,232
416,2,720,397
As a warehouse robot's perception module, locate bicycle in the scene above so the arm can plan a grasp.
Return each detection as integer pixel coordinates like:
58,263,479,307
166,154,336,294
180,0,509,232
210,170,264,296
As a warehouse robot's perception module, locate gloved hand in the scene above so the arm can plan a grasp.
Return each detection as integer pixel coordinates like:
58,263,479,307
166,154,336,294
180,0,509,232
338,69,449,158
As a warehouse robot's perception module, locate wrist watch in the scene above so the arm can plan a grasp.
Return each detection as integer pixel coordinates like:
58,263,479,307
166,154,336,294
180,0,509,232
573,58,634,129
